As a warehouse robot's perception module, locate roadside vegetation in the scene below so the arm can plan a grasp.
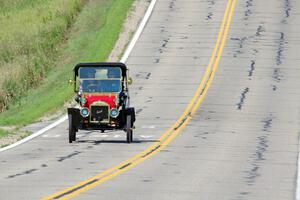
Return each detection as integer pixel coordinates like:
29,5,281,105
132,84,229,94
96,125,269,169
0,129,10,138
0,0,86,111
0,0,134,135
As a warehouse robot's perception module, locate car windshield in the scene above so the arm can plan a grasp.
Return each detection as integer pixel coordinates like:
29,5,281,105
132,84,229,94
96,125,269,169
81,80,121,93
78,67,122,93
79,67,121,79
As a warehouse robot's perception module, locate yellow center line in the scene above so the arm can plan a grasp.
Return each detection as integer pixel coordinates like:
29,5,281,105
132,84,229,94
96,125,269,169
43,0,236,199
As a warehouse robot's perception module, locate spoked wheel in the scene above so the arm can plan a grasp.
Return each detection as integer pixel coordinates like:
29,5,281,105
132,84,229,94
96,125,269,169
68,114,76,143
126,115,133,143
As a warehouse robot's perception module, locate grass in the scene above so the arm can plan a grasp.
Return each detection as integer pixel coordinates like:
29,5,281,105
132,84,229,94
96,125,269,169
0,128,32,148
0,129,11,138
0,0,134,126
0,0,86,111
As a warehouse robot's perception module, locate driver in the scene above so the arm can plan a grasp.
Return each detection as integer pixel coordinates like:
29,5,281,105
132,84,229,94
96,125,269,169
81,69,97,92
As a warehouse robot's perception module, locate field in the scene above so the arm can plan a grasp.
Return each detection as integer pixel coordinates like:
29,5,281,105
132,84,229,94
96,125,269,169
0,0,134,131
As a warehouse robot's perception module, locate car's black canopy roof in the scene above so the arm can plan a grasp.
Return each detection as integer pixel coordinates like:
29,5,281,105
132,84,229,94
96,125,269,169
74,62,127,77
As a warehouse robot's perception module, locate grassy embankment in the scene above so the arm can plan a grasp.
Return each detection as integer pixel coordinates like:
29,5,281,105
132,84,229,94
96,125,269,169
0,0,134,136
0,129,10,137
0,0,86,111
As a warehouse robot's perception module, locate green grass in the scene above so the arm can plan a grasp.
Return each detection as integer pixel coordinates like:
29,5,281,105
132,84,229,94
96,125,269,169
0,0,134,126
0,0,86,111
0,129,11,138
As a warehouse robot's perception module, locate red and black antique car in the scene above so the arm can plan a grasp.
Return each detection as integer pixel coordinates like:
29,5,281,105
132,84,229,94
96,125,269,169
67,62,135,143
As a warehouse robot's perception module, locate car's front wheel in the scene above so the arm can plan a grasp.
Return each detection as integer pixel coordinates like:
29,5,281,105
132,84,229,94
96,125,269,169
68,114,76,143
126,115,133,143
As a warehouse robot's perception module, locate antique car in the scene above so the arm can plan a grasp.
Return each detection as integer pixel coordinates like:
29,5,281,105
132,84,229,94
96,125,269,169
67,62,135,143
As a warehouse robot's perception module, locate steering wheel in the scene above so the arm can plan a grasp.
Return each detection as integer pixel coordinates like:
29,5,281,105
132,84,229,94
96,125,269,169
86,84,98,92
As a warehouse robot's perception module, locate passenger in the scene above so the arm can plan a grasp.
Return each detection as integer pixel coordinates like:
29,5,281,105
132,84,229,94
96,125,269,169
107,68,121,78
80,69,97,92
80,68,96,79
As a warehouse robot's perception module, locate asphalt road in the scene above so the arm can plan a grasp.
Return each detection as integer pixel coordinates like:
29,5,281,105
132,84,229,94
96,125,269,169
1,0,300,199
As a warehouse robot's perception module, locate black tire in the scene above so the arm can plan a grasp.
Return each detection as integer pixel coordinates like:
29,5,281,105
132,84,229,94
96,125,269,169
126,115,133,143
68,114,76,143
101,130,105,133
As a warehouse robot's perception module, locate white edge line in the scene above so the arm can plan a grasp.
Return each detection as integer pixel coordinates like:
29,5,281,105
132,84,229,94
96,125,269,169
0,0,157,153
296,136,300,200
120,0,157,63
0,115,68,153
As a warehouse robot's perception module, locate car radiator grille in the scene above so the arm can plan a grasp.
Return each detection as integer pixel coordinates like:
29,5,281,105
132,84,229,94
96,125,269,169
90,105,109,122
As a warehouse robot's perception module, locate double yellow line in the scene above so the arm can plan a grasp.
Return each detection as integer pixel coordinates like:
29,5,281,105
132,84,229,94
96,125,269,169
43,0,236,199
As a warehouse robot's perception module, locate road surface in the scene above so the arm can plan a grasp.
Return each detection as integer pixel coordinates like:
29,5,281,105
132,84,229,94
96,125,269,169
0,0,300,199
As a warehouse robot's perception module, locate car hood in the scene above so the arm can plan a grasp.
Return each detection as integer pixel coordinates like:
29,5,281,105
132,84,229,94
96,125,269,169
83,94,117,109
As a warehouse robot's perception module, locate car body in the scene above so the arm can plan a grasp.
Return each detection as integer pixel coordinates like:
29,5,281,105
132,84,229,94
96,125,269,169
67,62,135,143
